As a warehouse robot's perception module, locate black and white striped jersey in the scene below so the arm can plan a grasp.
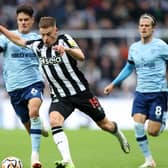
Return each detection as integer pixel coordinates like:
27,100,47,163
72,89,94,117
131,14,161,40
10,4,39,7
26,34,89,100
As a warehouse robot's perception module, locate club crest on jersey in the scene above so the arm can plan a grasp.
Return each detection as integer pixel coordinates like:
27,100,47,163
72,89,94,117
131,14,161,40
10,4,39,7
39,56,63,65
31,88,38,95
68,39,77,47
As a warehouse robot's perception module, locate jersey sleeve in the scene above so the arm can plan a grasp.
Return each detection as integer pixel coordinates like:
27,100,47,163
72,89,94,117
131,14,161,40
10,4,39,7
127,44,134,62
0,34,8,52
59,34,79,49
25,40,41,55
159,42,168,60
112,62,134,86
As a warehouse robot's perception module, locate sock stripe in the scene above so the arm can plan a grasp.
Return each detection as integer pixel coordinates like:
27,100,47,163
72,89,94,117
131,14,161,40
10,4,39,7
112,121,118,134
30,129,41,134
136,135,147,142
51,126,63,135
51,126,62,130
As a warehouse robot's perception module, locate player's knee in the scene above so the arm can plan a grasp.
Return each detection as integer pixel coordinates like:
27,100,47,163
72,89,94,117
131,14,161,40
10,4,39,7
50,119,57,127
147,128,159,137
147,122,161,136
49,112,64,127
29,107,40,118
50,117,62,127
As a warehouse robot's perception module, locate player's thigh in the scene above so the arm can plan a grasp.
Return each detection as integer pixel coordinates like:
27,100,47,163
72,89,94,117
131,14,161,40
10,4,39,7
132,92,148,122
148,92,167,122
147,92,167,135
23,82,44,117
8,90,29,123
26,82,44,107
49,99,74,126
73,91,105,122
28,97,42,117
12,103,29,124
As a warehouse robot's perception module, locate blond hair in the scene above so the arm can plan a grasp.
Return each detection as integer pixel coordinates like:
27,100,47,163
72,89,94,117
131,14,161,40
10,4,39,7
39,17,56,28
139,14,156,27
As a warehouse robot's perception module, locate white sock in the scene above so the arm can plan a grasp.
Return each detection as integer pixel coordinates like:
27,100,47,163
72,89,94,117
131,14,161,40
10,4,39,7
31,151,39,163
53,130,73,163
145,155,153,162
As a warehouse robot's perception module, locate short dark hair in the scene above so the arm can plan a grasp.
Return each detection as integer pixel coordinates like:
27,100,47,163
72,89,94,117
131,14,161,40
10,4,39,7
16,4,34,17
39,17,56,28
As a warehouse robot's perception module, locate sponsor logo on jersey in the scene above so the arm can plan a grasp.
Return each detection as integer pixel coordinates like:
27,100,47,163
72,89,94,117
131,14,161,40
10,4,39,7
39,56,62,65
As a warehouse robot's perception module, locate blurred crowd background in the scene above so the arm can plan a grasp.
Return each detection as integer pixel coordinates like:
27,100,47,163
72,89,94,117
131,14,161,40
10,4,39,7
0,0,168,98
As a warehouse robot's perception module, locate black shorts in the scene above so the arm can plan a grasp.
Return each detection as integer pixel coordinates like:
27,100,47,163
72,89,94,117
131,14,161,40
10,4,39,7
49,90,105,122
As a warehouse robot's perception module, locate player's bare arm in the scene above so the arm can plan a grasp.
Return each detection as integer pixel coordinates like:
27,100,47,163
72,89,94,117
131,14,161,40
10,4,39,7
53,45,85,61
65,47,85,61
0,25,26,47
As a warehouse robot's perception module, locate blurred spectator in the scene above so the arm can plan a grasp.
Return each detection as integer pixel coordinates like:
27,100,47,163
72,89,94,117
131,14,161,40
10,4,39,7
34,0,50,28
84,58,101,93
0,0,168,97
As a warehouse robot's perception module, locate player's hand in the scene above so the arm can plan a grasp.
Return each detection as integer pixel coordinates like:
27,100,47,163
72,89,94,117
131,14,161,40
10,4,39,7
104,83,114,95
53,45,65,56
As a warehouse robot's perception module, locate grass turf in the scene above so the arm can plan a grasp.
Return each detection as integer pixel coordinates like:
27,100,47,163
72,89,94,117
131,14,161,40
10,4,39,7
0,129,167,168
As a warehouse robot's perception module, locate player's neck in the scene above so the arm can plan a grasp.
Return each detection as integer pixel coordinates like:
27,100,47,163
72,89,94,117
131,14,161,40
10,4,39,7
18,29,30,34
141,36,153,44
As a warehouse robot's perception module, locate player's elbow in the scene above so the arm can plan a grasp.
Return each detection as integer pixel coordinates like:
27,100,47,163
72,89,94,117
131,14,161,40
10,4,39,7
79,52,85,61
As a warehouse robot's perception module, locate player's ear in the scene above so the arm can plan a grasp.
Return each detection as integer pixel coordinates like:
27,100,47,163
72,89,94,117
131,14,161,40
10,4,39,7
31,16,35,24
55,27,58,33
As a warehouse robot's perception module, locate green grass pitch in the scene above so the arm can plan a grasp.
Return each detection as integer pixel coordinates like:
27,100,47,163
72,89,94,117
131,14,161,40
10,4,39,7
0,129,167,168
